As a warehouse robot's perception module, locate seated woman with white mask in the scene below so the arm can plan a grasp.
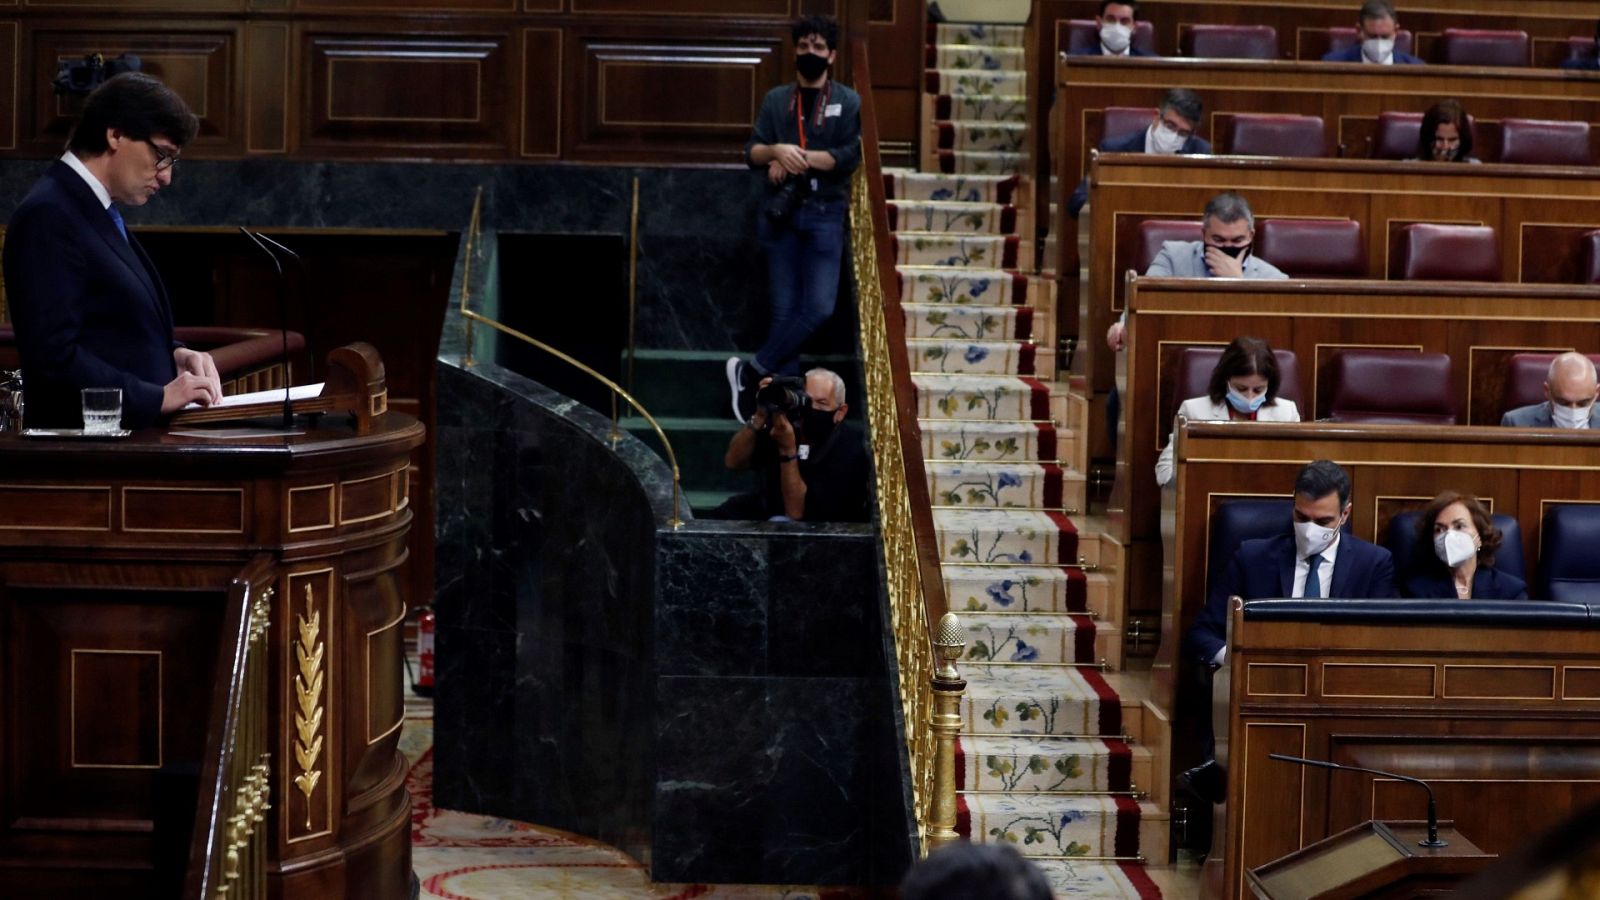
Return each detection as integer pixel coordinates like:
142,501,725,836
1402,492,1528,600
1155,336,1300,486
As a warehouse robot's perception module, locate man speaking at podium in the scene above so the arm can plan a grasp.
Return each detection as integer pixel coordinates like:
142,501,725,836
3,72,220,428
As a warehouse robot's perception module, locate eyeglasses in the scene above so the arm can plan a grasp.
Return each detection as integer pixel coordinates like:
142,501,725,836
144,139,180,172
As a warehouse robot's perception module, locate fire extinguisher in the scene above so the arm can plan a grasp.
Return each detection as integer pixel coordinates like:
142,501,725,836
412,605,435,697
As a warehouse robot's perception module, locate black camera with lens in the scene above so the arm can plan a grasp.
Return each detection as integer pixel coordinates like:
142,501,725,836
764,174,811,223
755,375,811,425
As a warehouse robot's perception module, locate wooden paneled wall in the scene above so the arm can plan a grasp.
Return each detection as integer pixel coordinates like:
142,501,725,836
0,0,923,164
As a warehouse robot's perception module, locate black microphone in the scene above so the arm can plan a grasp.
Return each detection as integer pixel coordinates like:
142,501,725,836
238,227,292,428
1269,753,1447,848
250,232,313,383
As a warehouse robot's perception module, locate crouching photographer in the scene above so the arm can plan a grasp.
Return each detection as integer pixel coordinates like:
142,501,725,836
707,367,870,523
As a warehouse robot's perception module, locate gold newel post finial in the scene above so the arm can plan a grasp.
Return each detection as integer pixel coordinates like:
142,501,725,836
927,612,967,854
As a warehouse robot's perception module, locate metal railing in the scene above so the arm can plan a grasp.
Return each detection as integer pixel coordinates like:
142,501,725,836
455,185,684,528
849,37,967,856
184,555,275,900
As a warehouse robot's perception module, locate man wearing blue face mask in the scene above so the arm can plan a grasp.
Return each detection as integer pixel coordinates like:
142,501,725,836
1186,460,1397,668
728,15,861,422
1321,0,1425,65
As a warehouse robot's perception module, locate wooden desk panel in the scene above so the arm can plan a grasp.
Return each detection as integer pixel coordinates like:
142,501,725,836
1213,603,1600,900
1054,57,1600,355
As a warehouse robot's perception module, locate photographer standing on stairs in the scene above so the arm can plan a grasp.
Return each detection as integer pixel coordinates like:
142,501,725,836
726,15,862,423
707,367,869,523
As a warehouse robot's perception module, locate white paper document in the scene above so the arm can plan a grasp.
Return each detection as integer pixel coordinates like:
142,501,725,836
184,382,325,410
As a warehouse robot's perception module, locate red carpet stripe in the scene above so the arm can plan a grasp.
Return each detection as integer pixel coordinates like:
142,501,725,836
1113,795,1142,859
1036,423,1057,460
1000,206,1017,234
1018,342,1037,376
955,794,972,839
954,736,967,790
936,121,955,150
995,176,1018,205
1014,306,1034,338
1001,236,1019,269
1080,666,1123,736
1020,376,1051,420
1117,860,1164,899
886,204,899,231
1062,565,1087,612
938,152,956,174
1070,613,1097,662
1011,272,1030,306
1045,510,1078,563
882,173,895,200
935,94,952,120
1104,739,1133,792
1041,462,1061,507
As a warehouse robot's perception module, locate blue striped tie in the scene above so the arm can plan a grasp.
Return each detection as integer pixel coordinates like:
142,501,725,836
1302,553,1323,598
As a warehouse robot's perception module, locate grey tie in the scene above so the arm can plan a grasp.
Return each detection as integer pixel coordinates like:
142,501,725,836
1302,553,1323,598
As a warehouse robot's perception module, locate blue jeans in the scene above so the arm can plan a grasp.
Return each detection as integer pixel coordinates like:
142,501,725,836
754,196,846,376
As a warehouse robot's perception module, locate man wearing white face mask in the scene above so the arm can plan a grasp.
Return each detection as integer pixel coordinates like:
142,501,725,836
1068,88,1207,219
1067,1,1159,59
1185,460,1396,668
1502,352,1600,429
1321,0,1425,65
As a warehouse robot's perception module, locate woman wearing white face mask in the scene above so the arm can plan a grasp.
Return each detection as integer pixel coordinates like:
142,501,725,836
1403,492,1528,600
1156,337,1300,486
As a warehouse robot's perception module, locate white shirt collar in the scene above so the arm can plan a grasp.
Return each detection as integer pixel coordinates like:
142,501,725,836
1143,125,1156,154
61,151,113,210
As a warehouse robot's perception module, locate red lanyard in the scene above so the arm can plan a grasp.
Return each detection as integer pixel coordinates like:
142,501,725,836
795,96,807,150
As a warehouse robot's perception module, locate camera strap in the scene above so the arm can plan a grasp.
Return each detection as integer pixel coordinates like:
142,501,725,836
788,81,832,149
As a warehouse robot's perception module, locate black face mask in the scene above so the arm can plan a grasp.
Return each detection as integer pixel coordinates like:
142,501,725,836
796,52,831,81
802,407,837,445
1214,243,1251,260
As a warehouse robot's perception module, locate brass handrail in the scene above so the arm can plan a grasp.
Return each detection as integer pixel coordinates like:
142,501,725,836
455,187,685,528
849,36,960,855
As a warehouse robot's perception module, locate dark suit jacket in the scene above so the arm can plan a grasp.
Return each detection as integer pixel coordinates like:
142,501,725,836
1321,45,1426,64
1403,566,1529,601
1501,401,1600,429
1561,56,1600,71
1066,46,1159,58
1068,128,1212,217
3,160,178,428
1185,532,1397,664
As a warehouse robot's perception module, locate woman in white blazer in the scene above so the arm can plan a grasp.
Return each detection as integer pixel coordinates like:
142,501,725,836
1156,336,1300,485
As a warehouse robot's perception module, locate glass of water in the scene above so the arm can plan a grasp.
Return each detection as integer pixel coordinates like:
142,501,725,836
81,388,123,434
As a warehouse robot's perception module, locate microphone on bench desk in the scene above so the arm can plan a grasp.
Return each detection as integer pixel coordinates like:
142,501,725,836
239,227,292,428
1269,753,1447,848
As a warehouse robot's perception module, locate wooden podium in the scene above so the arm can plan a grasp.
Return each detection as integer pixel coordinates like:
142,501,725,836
1248,821,1494,900
0,345,420,899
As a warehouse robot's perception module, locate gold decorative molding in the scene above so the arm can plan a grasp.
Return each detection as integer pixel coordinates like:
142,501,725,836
293,584,325,829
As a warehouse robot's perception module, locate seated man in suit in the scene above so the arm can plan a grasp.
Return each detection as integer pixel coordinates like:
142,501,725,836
1105,192,1287,352
1186,459,1398,667
1502,352,1600,429
1321,0,1425,65
1067,1,1159,60
3,73,220,429
1068,88,1208,219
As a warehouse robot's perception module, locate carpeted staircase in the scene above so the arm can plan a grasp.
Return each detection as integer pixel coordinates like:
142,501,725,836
892,20,1166,897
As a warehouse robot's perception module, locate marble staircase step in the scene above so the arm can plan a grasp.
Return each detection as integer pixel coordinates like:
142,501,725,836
934,507,1078,566
935,148,1028,176
892,231,1027,269
914,373,1051,421
956,611,1115,667
899,266,1048,307
926,459,1082,511
958,734,1136,794
903,303,1034,340
931,93,1030,124
926,68,1027,97
884,170,1021,204
919,419,1068,465
908,338,1052,377
959,794,1142,860
928,44,1026,72
889,200,1017,235
929,23,1025,48
1035,859,1166,899
942,563,1089,615
961,663,1122,737
935,120,1029,154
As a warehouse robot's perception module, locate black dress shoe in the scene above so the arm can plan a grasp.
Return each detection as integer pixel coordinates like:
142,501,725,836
1177,758,1227,805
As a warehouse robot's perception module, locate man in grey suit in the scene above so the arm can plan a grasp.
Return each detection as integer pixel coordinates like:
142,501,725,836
1106,192,1287,351
1502,352,1600,428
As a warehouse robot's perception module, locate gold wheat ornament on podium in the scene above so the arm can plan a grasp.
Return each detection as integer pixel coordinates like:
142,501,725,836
293,584,325,829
